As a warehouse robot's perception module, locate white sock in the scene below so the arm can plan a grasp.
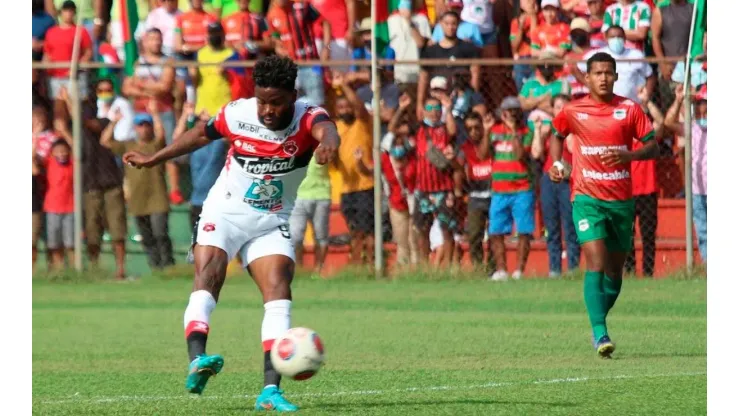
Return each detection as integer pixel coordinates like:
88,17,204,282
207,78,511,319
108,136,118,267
261,299,291,352
183,290,217,337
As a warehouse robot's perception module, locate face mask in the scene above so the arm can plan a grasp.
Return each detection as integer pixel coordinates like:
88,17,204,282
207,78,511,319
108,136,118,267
697,118,707,129
608,37,625,54
390,145,407,159
423,118,440,127
539,66,555,80
338,113,356,124
97,92,114,103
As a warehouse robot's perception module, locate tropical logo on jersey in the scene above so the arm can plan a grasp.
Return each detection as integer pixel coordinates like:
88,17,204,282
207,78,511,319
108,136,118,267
244,175,284,212
234,150,313,175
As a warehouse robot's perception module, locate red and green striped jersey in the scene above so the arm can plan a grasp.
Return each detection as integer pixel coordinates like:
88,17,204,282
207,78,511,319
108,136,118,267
602,1,652,50
490,123,534,193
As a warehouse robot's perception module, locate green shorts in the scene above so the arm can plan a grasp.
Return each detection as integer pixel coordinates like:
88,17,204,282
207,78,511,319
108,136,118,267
572,195,635,252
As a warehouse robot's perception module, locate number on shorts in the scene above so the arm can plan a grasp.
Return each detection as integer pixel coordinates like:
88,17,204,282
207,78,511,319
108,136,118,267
278,225,291,240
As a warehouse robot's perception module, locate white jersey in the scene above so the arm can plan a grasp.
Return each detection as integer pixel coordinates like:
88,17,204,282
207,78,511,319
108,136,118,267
202,98,332,218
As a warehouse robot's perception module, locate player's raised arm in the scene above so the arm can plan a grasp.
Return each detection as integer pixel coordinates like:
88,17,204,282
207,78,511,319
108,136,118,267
123,106,227,168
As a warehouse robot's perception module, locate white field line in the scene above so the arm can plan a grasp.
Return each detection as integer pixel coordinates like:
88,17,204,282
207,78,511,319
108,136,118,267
37,371,705,405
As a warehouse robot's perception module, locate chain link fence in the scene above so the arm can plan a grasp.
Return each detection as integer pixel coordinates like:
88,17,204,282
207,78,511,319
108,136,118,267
31,55,703,278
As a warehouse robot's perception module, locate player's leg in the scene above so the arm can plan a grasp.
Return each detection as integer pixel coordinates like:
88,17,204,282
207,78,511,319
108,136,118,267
640,193,658,277
241,227,298,412
182,215,243,394
602,199,637,315
488,194,514,280
572,196,613,357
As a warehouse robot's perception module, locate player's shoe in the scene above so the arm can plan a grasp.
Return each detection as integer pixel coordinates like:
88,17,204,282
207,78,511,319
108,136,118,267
593,335,616,358
186,354,224,394
255,386,299,412
489,270,509,282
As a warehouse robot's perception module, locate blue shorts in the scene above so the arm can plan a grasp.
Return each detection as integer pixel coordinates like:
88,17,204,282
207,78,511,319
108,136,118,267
488,190,536,236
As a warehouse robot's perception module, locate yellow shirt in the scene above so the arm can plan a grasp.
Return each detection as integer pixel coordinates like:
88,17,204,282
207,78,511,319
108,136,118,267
195,45,238,116
331,118,374,196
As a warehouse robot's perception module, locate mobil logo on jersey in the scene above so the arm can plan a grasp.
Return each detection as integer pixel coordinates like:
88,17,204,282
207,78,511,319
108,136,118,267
244,175,284,212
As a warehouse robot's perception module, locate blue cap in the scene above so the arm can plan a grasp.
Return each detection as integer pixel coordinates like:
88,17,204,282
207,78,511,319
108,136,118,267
133,113,153,125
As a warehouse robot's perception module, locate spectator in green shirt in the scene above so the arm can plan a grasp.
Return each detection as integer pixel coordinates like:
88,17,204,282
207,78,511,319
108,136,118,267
289,156,333,277
518,52,570,116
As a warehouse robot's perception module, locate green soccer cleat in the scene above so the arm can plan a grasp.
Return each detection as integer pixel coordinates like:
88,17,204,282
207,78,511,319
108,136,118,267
185,354,224,394
594,335,616,359
255,386,299,412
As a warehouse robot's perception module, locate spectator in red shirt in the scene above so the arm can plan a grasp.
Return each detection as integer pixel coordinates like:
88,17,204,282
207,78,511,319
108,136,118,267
310,0,355,71
43,1,93,99
510,0,544,90
625,86,665,277
33,105,59,160
36,139,75,271
531,0,572,58
223,0,271,58
564,17,593,98
458,112,495,273
175,0,218,58
411,95,461,266
586,0,607,48
382,94,418,267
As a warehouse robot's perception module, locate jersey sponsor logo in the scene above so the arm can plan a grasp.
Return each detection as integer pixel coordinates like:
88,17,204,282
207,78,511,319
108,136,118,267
202,222,216,232
576,112,589,120
494,141,515,152
582,168,630,181
580,145,628,156
243,175,284,212
578,219,589,232
234,140,257,153
282,140,298,156
236,121,262,134
613,109,627,120
236,155,297,175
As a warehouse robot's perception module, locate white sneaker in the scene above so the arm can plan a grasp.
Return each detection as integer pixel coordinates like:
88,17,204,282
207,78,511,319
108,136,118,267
490,270,509,281
511,270,523,280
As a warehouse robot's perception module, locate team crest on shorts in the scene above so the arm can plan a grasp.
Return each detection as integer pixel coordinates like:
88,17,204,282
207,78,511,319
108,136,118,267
578,219,589,232
244,175,284,212
613,109,627,120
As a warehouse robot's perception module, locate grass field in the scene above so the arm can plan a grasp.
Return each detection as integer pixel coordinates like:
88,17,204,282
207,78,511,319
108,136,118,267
33,275,707,415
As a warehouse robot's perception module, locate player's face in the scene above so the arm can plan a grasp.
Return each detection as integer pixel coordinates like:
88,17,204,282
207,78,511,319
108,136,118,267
586,62,617,97
255,87,297,130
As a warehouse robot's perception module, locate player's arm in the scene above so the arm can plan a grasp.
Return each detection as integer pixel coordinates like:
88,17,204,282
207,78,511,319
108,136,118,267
549,109,572,181
602,107,659,167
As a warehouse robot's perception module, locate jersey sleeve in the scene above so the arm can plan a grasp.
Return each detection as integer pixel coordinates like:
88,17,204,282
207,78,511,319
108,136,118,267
521,126,534,148
551,108,571,138
530,28,542,50
631,105,655,142
303,106,333,130
638,6,652,28
204,104,232,140
174,15,183,32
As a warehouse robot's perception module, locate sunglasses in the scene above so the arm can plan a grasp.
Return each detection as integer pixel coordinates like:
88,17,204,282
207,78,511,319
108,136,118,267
425,104,442,111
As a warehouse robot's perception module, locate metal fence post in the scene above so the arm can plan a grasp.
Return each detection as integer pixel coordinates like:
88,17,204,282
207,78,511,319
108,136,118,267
683,0,700,271
370,1,384,279
69,7,85,272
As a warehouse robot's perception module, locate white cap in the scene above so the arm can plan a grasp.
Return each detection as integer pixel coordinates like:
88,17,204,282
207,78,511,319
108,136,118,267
430,76,448,90
541,0,561,8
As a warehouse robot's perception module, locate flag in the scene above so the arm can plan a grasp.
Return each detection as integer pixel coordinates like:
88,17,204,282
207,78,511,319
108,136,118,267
97,42,123,94
689,0,706,59
374,0,391,57
120,0,139,76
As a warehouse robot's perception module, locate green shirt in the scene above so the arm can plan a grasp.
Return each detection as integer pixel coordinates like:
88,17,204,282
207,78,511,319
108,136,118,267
212,0,263,17
297,156,331,201
519,78,569,99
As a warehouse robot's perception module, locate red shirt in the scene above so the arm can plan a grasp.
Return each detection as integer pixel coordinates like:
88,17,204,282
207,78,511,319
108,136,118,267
43,157,74,213
310,0,348,40
381,153,416,211
267,1,322,61
460,140,492,198
34,130,58,160
43,25,93,78
176,10,218,50
631,139,658,196
510,13,546,57
531,22,572,53
543,136,573,173
552,95,654,201
413,126,455,193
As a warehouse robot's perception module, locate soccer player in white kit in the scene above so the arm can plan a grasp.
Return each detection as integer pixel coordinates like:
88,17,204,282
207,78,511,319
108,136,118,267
123,55,340,412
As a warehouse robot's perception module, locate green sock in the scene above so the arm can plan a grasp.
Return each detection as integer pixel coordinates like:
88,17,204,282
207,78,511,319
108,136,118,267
584,271,608,340
604,274,623,313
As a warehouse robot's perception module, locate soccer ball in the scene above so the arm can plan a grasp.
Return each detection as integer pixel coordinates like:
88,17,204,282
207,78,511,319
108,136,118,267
270,327,325,381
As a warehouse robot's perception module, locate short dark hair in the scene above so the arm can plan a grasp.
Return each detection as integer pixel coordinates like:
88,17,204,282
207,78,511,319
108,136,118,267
464,112,482,123
253,55,298,91
146,28,162,36
61,0,77,11
605,25,626,37
586,52,617,73
440,11,461,22
51,139,71,151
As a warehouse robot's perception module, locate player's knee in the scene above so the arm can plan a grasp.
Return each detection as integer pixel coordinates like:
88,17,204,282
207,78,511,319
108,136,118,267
585,254,606,273
262,274,292,302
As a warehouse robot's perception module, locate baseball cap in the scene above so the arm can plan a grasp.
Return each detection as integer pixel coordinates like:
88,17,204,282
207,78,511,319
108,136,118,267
570,17,590,32
500,96,522,111
541,0,561,8
430,76,448,90
134,113,153,125
61,0,77,10
357,17,372,32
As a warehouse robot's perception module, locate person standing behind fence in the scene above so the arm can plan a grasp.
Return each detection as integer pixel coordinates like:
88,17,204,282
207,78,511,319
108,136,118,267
192,23,244,115
35,139,74,271
223,0,272,97
538,94,580,277
123,28,184,205
625,86,664,277
459,112,495,274
101,102,175,270
510,0,544,91
666,85,707,262
331,72,375,265
43,1,93,99
487,97,539,281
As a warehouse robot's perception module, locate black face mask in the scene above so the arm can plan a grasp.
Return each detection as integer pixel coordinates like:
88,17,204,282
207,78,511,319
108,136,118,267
571,32,590,48
208,34,224,48
539,66,555,80
338,113,356,124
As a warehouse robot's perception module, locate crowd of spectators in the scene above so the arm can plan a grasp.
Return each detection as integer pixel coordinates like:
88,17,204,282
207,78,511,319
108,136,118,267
31,0,707,279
